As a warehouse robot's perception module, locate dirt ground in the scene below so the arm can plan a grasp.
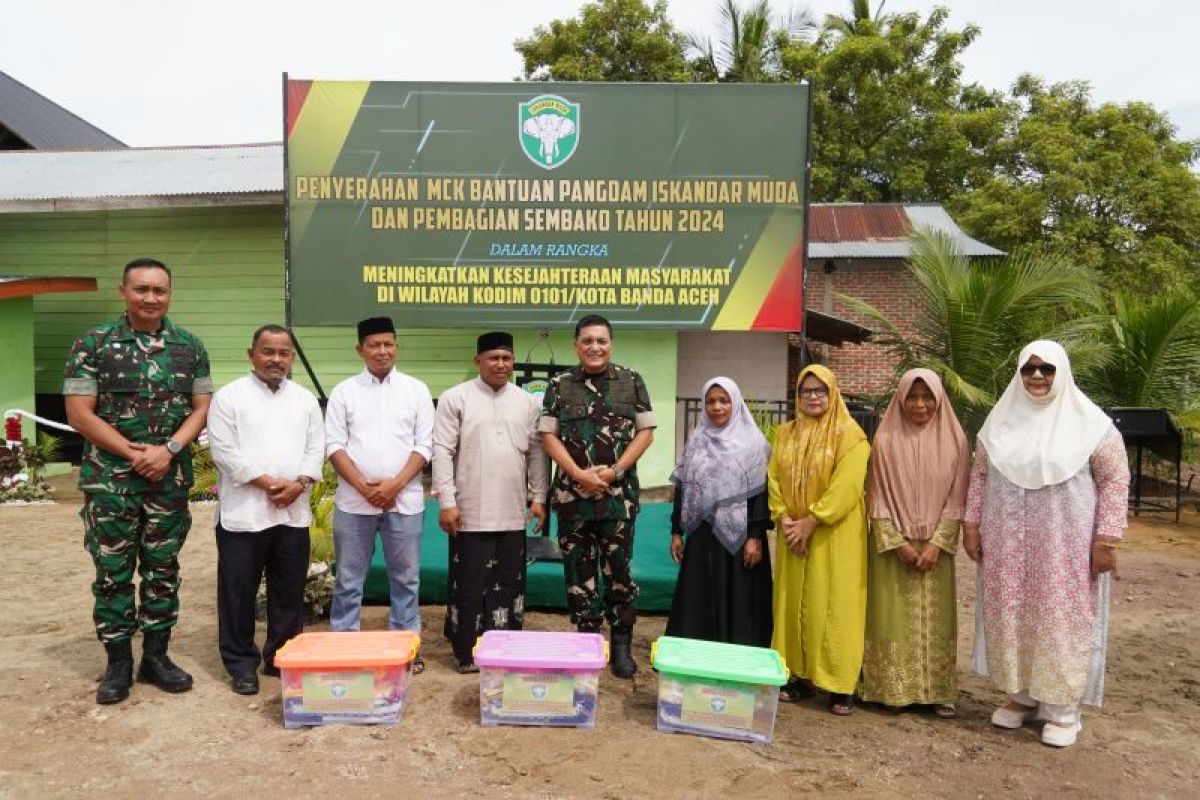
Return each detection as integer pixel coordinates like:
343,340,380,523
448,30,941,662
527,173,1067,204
1,500,1198,800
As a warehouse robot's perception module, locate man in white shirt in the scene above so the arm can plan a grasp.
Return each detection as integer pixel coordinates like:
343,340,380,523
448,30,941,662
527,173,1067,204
325,317,434,671
432,332,549,672
207,325,324,695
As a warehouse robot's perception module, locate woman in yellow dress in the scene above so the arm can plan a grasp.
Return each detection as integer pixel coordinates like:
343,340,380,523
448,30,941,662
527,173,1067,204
769,365,870,715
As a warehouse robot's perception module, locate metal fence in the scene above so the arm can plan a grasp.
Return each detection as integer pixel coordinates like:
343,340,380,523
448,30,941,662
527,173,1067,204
678,396,880,444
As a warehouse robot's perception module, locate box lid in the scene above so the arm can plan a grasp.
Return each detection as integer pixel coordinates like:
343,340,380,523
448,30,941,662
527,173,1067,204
274,631,420,669
651,636,788,686
473,630,607,670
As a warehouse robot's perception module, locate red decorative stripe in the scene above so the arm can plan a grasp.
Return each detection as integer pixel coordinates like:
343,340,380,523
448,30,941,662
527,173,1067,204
286,80,313,139
750,243,804,331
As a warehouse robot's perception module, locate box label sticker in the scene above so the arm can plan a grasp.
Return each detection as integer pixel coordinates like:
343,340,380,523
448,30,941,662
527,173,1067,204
301,670,376,712
679,681,755,730
500,672,575,717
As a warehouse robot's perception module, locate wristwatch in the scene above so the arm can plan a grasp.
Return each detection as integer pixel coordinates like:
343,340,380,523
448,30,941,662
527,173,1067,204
611,464,626,482
165,439,183,456
297,476,315,489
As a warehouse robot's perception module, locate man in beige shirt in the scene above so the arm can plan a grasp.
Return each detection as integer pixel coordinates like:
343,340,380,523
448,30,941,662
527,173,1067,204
432,331,549,672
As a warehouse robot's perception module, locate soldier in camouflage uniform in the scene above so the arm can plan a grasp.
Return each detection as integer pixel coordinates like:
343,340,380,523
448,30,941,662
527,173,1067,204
539,315,655,678
64,258,213,705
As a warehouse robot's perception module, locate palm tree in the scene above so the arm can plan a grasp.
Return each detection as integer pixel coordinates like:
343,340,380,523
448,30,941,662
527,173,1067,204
823,0,890,39
689,0,815,82
839,230,1103,433
1076,292,1200,429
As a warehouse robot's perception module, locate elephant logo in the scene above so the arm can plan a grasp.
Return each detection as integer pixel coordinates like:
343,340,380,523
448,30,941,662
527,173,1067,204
519,94,579,170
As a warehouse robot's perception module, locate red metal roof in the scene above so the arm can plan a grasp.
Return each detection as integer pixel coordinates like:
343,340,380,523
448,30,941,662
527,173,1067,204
809,204,911,243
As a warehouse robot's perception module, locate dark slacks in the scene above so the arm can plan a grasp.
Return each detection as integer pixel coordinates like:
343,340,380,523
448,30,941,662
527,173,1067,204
443,530,526,664
216,523,310,676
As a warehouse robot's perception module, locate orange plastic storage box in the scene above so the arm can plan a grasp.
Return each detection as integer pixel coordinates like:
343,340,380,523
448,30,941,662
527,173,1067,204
274,631,420,728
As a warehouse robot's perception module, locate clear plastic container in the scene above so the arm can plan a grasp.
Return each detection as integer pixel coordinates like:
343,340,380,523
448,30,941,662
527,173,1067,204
274,631,420,729
474,630,607,728
651,636,788,744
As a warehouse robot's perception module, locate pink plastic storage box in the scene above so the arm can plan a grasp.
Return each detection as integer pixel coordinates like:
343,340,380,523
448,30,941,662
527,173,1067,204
474,630,607,728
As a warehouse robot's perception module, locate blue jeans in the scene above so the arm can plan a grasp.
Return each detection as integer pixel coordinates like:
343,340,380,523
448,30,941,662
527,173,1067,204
330,509,423,633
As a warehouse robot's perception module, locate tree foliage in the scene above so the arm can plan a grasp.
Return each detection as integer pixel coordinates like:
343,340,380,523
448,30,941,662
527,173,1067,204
514,0,692,82
688,0,813,82
840,231,1103,433
1077,292,1200,417
844,233,1200,433
948,77,1200,295
777,6,1001,203
512,0,1200,293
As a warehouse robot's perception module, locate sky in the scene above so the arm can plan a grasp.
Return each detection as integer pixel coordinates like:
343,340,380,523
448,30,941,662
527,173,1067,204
2,0,1197,147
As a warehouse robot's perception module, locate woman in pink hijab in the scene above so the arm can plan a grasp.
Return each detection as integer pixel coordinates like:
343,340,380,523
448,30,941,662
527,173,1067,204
861,369,969,717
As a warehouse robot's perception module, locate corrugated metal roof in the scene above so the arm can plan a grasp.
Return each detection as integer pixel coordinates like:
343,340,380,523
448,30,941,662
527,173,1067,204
0,143,282,201
0,71,125,150
810,203,909,243
809,203,1003,258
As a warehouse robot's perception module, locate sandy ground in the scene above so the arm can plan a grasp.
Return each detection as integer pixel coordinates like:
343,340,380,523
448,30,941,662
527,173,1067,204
1,500,1198,800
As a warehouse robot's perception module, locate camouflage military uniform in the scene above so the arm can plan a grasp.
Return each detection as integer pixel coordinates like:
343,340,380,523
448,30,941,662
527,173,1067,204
538,364,654,631
64,315,213,644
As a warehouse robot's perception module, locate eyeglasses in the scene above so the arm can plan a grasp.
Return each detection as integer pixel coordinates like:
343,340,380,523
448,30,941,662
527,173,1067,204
798,388,829,398
1019,363,1057,377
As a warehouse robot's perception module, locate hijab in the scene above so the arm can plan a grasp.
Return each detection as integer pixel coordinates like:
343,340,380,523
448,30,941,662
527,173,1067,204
867,368,969,538
774,364,867,518
977,340,1114,490
672,377,772,555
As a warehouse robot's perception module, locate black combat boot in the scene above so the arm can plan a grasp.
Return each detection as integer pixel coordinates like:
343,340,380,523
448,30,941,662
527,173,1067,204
609,627,638,679
96,640,134,705
136,630,193,693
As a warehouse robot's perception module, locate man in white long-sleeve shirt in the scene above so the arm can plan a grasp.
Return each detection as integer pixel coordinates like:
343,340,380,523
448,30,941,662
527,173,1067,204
207,325,324,695
432,331,549,672
325,316,434,671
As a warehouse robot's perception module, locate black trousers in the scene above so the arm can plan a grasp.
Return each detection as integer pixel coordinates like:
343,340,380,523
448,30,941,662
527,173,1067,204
216,523,309,676
443,530,526,664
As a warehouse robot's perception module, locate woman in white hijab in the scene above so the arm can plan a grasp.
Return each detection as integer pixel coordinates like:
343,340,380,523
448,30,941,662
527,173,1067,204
666,377,773,646
963,341,1129,748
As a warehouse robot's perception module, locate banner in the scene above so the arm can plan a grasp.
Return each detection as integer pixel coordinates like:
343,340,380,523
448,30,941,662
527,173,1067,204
285,80,808,330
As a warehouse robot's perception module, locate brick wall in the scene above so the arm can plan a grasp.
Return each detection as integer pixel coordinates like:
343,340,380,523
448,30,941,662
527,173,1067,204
810,258,919,397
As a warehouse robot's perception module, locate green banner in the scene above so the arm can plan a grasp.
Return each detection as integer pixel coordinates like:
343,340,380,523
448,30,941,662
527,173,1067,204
285,80,809,330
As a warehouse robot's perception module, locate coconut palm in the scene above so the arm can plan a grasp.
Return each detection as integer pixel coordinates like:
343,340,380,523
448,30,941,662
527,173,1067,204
823,0,891,39
839,230,1103,433
1075,291,1200,430
689,0,815,82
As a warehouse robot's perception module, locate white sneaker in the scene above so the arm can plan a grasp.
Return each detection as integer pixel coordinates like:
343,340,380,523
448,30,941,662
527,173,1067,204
1041,721,1082,747
991,703,1040,729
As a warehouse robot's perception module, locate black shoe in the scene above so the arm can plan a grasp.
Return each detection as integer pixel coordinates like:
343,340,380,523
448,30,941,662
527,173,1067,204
230,673,259,695
96,640,134,705
609,628,638,679
136,630,193,693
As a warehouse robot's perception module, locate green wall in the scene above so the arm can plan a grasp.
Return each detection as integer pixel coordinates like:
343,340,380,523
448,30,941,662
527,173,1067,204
0,296,35,441
0,206,678,484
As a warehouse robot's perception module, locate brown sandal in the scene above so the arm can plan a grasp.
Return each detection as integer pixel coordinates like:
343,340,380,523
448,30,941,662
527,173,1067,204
779,678,816,702
830,693,856,716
